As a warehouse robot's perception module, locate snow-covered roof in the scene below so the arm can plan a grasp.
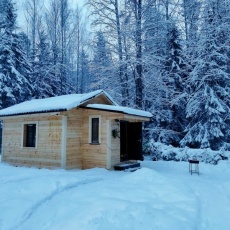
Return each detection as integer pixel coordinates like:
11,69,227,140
86,104,152,118
0,90,152,118
0,90,117,117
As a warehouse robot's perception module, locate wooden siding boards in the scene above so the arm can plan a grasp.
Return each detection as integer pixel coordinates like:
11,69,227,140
81,110,106,169
80,94,114,107
79,109,124,169
110,120,120,167
62,109,83,170
2,115,62,168
1,106,149,170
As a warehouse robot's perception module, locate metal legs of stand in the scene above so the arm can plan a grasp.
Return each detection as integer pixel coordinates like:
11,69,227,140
189,159,199,175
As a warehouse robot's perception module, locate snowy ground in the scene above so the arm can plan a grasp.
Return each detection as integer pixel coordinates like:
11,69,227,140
0,158,230,230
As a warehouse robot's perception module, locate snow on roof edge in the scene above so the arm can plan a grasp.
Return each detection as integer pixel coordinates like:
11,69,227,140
85,104,153,118
0,90,117,117
78,90,118,107
0,90,152,118
0,109,67,117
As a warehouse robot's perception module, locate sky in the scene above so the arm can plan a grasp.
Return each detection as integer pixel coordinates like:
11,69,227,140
16,0,85,29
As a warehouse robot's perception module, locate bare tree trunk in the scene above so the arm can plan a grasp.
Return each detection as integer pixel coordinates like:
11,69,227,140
45,0,60,95
60,0,68,95
24,0,39,64
133,0,143,109
183,0,189,42
87,0,130,105
61,0,64,94
32,0,36,62
114,0,129,106
76,7,80,93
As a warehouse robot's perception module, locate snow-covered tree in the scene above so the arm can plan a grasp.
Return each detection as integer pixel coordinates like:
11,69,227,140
44,0,74,96
0,0,32,109
32,19,59,98
181,0,230,150
163,22,187,145
90,31,114,91
18,32,31,59
142,3,186,146
24,0,41,64
182,0,201,45
129,0,143,108
87,0,128,104
79,49,91,93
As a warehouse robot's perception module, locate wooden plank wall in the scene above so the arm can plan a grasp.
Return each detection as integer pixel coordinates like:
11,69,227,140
80,109,123,169
62,109,83,169
80,94,113,106
2,115,62,168
1,106,146,170
110,120,120,167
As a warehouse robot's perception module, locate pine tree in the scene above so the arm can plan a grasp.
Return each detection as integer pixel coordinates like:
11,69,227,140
33,23,58,99
79,49,91,93
163,22,187,146
181,0,230,150
142,5,186,145
90,31,114,91
142,3,166,108
18,32,31,59
0,0,32,109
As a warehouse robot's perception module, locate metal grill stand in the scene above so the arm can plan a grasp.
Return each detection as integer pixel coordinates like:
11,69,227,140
189,159,199,175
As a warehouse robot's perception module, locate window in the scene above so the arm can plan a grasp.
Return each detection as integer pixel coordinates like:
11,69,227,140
89,116,101,144
91,118,99,143
23,123,37,147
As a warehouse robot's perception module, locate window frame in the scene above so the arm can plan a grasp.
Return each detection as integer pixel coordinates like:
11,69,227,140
21,121,38,148
88,115,101,144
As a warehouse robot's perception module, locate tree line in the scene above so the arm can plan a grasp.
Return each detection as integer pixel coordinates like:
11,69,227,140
0,0,230,151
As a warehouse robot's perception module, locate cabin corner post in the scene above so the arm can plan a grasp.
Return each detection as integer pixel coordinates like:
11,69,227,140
106,120,112,169
61,115,67,168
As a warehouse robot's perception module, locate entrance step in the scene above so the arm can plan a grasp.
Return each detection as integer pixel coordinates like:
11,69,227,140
114,161,141,171
124,167,141,172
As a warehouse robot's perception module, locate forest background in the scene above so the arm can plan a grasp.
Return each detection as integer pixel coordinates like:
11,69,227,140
1,0,230,151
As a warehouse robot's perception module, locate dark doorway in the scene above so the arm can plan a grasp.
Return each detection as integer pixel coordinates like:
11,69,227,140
120,121,143,162
120,121,129,161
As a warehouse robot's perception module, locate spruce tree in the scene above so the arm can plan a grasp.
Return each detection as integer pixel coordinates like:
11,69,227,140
90,31,114,91
164,22,187,146
33,25,58,98
181,0,230,150
0,0,32,108
80,49,91,93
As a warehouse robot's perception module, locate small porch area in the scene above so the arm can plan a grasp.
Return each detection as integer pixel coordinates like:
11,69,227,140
111,117,146,171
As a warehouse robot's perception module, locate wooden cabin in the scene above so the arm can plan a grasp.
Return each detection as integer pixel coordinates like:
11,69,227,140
0,90,152,170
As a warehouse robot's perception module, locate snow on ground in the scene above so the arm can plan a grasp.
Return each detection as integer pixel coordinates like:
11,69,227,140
0,158,230,230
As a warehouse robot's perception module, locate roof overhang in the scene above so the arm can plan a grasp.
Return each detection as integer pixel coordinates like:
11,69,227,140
81,104,152,122
0,90,152,120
